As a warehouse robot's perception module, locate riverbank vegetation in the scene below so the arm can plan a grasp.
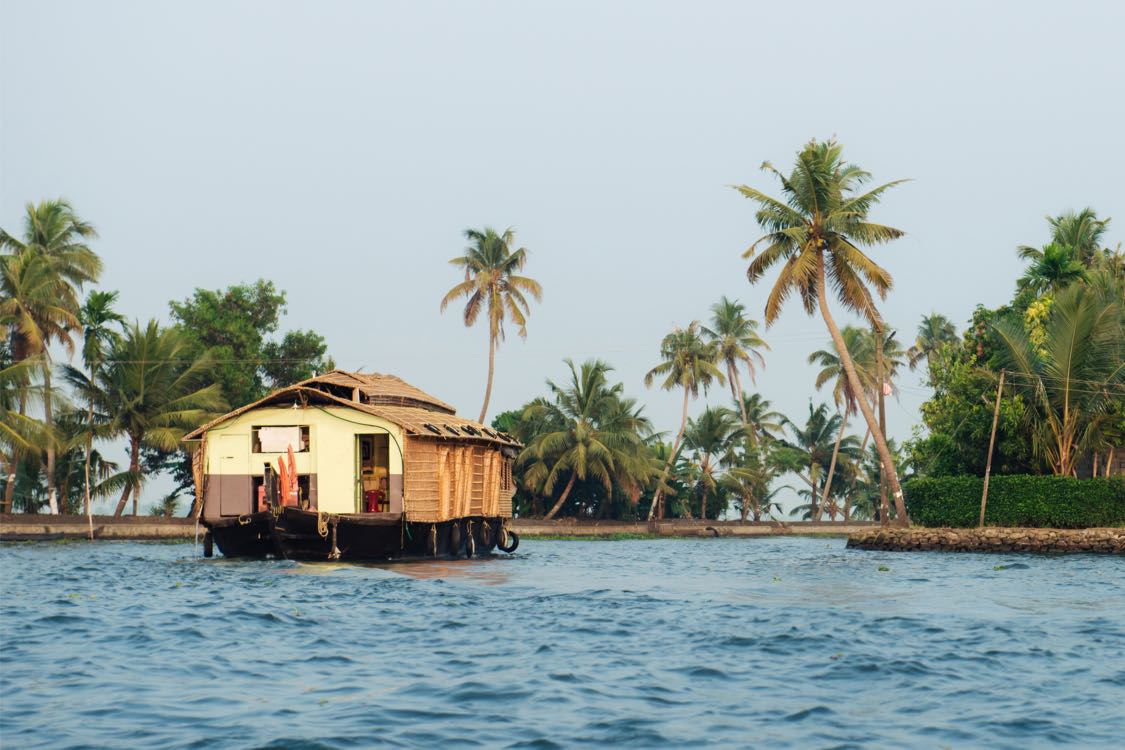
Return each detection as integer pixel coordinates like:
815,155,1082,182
4,140,1122,522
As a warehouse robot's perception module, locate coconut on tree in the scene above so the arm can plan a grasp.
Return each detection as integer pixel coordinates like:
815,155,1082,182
644,321,724,520
734,138,911,525
440,227,542,424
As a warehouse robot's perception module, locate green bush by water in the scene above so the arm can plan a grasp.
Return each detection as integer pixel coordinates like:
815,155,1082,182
905,475,1125,528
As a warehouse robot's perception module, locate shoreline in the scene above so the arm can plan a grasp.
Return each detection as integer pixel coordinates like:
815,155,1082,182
847,526,1125,554
0,514,877,542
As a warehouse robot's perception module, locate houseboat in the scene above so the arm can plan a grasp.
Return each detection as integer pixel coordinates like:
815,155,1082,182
183,370,521,561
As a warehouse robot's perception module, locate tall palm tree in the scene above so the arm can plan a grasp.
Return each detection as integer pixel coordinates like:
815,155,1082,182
644,322,724,520
0,251,81,512
907,313,958,376
76,291,125,518
92,321,225,516
520,359,650,520
777,402,847,519
1,199,101,514
703,297,769,429
683,406,738,519
807,326,872,520
440,227,543,423
734,138,910,525
992,281,1125,476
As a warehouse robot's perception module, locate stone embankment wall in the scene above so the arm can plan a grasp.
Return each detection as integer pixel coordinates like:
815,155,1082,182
847,527,1125,554
0,514,198,541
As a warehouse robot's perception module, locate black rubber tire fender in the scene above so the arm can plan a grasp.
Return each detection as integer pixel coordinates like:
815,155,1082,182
464,522,476,558
449,522,462,558
478,520,493,549
497,530,519,554
203,532,214,558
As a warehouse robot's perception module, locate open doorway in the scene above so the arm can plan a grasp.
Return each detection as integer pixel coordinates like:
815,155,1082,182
357,434,390,513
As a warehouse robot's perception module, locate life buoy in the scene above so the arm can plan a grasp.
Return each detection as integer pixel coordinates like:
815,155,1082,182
497,530,519,554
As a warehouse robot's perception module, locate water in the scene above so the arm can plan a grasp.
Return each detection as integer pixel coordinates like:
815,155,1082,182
1,538,1123,749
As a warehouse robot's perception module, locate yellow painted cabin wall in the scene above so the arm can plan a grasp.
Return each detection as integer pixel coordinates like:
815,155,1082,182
203,406,404,514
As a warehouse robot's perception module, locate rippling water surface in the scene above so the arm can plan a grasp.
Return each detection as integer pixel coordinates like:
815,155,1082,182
2,537,1124,749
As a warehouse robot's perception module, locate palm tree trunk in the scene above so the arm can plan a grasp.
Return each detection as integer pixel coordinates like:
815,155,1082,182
818,415,847,522
114,436,141,517
85,399,94,535
816,250,908,526
649,386,691,521
543,472,578,520
478,330,496,424
44,365,58,514
730,365,749,428
2,451,16,514
740,490,751,522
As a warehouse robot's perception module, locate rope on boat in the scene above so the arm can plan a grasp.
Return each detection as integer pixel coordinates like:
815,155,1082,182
317,510,329,538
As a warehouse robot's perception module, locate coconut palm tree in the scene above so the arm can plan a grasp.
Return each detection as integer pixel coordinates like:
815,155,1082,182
807,326,872,520
93,321,225,516
992,281,1125,476
683,406,738,519
703,297,768,429
1019,208,1111,268
644,322,725,520
1,199,101,514
520,359,651,520
1017,242,1088,296
776,402,848,519
734,138,910,525
0,353,48,513
907,313,958,375
440,227,543,423
0,251,82,512
737,393,784,445
75,291,125,519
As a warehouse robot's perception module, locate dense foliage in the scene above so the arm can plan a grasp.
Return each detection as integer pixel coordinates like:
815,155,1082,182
905,475,1125,528
1,199,335,515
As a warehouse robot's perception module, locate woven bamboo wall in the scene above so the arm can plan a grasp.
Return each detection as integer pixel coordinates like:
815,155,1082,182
403,437,509,522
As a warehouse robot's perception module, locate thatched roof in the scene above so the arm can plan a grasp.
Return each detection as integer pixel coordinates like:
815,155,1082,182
183,371,519,448
293,370,457,414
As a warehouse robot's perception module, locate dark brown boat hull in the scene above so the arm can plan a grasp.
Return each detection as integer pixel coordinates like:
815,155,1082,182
204,508,510,561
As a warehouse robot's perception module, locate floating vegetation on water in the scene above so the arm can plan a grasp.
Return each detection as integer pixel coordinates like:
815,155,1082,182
878,565,890,572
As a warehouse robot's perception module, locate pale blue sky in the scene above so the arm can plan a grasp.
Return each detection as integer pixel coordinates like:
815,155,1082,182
2,0,1123,512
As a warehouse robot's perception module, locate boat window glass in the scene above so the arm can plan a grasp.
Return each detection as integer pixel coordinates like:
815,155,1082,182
252,425,310,453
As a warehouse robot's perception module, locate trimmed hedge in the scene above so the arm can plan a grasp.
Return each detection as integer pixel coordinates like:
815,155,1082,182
904,475,1125,528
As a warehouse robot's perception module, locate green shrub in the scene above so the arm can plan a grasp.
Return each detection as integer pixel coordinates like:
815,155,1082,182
904,475,1125,528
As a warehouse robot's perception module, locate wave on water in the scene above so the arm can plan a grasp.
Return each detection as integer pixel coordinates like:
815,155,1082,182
1,538,1123,749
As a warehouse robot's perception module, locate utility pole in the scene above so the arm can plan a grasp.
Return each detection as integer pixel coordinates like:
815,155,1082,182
980,369,1006,528
874,319,889,526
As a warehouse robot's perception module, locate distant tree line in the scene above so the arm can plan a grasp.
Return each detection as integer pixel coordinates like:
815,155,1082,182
1,199,332,516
